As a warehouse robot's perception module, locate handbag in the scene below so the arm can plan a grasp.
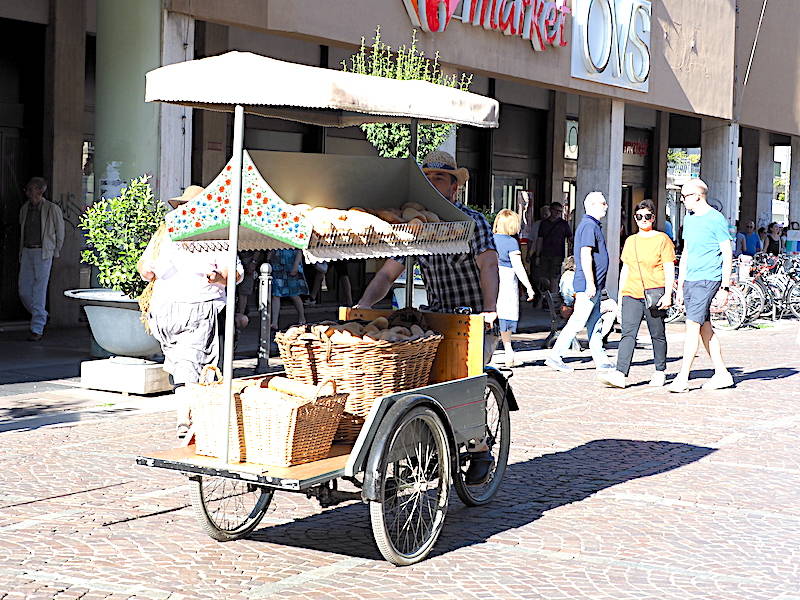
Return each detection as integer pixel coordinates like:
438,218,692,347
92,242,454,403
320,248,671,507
634,237,667,318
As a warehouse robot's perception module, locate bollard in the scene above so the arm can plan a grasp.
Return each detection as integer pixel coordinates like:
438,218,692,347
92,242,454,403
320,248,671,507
256,262,272,374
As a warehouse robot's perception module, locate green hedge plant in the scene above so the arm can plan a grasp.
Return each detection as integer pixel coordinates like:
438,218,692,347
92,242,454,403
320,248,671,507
342,27,472,159
80,175,167,299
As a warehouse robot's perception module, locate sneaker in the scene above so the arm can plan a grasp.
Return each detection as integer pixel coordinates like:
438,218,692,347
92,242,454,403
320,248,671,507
544,355,573,372
505,356,523,368
26,332,43,342
597,369,626,388
648,371,667,387
597,363,615,371
702,371,734,390
668,378,690,393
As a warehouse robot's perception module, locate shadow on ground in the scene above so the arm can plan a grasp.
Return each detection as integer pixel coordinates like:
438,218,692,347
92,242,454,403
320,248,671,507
247,438,715,561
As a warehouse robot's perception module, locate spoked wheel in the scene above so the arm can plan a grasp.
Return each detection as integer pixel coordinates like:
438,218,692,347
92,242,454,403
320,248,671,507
189,476,273,541
453,377,511,506
369,406,451,566
738,281,765,322
710,287,746,331
786,283,800,319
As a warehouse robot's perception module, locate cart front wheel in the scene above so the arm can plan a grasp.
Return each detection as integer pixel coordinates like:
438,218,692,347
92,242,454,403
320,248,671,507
369,406,451,566
189,476,273,541
454,376,511,506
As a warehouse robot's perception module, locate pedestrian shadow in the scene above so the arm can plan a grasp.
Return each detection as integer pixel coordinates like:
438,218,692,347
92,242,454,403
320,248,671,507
248,438,715,561
692,366,799,383
0,406,139,433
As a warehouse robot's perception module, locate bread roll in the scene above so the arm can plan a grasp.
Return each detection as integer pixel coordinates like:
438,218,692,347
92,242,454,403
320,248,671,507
409,324,425,338
407,217,424,227
267,377,321,398
337,322,365,336
367,316,389,330
422,211,440,223
389,326,411,337
375,209,404,225
402,201,426,212
402,207,424,222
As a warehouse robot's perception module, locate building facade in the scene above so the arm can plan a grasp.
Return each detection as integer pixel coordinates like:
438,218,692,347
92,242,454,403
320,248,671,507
1,0,799,326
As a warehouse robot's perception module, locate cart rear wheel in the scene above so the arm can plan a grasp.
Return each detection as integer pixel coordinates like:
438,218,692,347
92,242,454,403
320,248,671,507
189,476,273,541
369,406,450,566
453,377,511,506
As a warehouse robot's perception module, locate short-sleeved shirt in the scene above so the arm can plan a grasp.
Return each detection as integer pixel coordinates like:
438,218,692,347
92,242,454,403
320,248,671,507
682,208,731,282
538,217,572,259
620,232,676,298
573,215,608,293
743,232,761,256
397,202,495,313
494,234,519,268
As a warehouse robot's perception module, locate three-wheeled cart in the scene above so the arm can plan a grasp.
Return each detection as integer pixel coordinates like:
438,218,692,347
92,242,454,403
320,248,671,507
135,51,518,565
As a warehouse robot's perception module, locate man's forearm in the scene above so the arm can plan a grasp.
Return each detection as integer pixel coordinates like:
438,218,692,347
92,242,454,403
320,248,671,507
357,271,395,307
579,247,594,288
720,246,733,286
677,253,687,287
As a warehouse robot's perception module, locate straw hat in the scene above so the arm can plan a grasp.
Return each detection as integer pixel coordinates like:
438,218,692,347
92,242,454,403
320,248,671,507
421,151,469,186
168,185,205,209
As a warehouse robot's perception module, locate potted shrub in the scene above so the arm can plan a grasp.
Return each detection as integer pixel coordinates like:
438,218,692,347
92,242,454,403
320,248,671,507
65,175,167,357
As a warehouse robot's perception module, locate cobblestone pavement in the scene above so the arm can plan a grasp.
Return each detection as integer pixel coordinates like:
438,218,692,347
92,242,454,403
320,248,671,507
1,320,799,599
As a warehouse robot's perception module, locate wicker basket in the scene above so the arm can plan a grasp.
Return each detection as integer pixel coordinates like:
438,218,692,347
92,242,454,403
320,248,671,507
240,379,347,466
189,366,246,462
275,332,443,442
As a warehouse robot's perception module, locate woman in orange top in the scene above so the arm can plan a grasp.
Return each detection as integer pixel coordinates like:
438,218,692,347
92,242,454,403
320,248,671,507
598,199,676,389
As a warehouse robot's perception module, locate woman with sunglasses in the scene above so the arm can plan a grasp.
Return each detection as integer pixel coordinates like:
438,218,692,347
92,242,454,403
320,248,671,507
598,199,676,389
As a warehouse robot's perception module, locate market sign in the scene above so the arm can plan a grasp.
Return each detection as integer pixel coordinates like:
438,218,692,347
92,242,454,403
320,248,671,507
571,0,652,92
402,0,570,52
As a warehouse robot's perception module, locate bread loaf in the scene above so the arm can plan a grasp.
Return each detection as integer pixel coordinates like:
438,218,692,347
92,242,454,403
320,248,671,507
267,377,320,398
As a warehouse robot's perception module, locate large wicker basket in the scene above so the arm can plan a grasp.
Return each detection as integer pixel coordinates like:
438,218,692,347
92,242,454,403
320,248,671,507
189,366,246,462
240,380,347,466
275,332,443,441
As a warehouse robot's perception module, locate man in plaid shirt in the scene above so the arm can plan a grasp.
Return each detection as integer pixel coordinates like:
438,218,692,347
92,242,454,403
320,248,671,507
356,151,499,485
356,150,498,321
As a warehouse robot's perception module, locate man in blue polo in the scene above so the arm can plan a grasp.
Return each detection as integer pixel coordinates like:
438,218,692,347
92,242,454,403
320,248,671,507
668,179,734,392
545,192,613,372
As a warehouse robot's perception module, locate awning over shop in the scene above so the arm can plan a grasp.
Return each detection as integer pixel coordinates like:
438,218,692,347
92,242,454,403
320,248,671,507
145,51,499,128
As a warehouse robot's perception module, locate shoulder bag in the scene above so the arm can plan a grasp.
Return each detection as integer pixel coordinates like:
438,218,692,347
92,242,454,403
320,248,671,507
634,236,667,318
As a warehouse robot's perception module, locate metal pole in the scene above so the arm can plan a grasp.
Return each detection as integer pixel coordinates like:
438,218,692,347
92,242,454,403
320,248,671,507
222,104,245,465
405,117,420,308
410,117,419,161
256,262,272,373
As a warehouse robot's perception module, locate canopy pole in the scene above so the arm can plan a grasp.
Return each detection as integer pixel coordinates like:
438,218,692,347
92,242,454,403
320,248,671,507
222,104,245,465
410,118,419,161
405,117,420,309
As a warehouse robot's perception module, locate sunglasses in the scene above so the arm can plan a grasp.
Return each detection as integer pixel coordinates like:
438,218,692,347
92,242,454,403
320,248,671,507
634,213,654,222
680,192,698,200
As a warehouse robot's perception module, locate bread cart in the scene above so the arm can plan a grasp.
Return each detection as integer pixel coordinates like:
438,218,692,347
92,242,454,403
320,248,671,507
135,51,518,565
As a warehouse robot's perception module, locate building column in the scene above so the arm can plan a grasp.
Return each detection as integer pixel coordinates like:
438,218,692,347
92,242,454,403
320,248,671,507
192,21,229,184
740,127,774,228
44,0,86,327
700,118,739,223
790,136,800,228
544,90,566,207
576,97,624,296
95,0,162,203
159,11,194,197
652,111,669,232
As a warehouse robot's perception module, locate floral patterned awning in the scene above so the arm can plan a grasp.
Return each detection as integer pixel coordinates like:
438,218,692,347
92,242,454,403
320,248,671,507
165,151,311,249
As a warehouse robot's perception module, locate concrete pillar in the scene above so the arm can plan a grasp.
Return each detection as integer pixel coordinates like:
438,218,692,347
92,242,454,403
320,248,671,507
192,21,229,184
700,118,739,223
43,0,86,327
652,111,669,232
159,11,194,198
95,0,162,202
740,128,774,229
544,90,566,206
576,97,624,296
790,136,800,228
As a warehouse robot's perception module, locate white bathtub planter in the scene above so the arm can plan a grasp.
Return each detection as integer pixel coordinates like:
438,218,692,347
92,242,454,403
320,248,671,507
64,288,171,394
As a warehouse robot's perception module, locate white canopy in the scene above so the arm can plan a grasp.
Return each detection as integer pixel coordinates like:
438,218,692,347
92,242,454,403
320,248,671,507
145,51,499,128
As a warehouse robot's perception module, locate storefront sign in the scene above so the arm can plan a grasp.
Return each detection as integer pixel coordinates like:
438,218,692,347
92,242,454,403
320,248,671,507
402,0,570,51
571,0,652,92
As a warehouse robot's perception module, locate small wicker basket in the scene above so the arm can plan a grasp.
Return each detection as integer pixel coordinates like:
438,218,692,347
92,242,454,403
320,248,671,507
240,379,347,466
190,366,246,462
275,331,443,442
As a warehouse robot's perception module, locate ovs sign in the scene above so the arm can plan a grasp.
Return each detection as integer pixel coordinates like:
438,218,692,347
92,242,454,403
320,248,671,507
402,0,570,52
571,0,652,92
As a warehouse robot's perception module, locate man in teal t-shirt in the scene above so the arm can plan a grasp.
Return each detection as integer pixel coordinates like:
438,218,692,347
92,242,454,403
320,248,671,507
669,179,734,393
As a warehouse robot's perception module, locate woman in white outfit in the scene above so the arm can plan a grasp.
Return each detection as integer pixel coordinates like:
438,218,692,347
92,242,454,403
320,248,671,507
493,210,535,367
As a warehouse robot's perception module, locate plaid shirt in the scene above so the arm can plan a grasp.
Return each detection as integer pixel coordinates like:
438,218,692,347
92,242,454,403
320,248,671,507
399,202,495,313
